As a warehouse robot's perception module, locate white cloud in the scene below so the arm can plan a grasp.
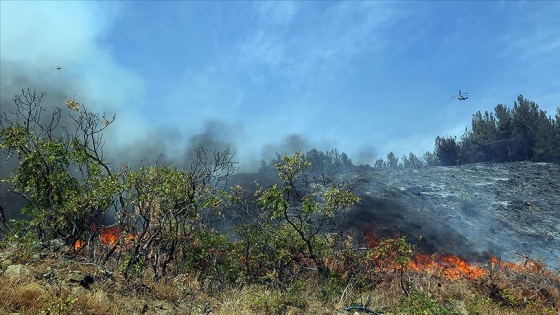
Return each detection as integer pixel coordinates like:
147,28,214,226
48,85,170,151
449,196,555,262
234,2,402,84
253,2,299,27
1,2,113,64
1,1,147,151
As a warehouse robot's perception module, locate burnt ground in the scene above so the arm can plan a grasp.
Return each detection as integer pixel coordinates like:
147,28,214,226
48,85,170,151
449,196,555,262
2,161,559,270
339,162,560,269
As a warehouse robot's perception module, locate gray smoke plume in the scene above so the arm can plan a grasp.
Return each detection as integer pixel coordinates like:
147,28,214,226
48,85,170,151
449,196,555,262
0,60,88,222
0,59,245,223
354,145,378,166
260,133,312,163
109,119,241,170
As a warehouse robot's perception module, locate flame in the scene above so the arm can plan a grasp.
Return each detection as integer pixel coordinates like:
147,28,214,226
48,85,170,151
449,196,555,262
404,254,543,280
73,239,85,251
99,225,121,246
71,225,134,251
407,253,486,280
364,225,379,248
489,256,542,272
364,227,487,280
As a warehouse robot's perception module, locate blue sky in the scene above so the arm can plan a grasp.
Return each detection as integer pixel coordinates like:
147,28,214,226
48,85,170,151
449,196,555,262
1,1,559,170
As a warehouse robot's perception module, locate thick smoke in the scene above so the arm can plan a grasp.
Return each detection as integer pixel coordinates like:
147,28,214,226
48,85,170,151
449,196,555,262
354,145,378,166
259,134,379,167
0,60,88,222
0,59,245,222
109,119,241,170
260,133,312,164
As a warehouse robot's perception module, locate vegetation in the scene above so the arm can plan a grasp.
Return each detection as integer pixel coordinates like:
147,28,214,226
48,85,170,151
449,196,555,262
259,148,354,182
1,90,559,314
0,90,121,246
372,95,559,168
435,95,560,166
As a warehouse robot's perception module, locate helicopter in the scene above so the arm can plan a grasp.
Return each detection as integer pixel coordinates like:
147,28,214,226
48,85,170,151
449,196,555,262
453,90,468,101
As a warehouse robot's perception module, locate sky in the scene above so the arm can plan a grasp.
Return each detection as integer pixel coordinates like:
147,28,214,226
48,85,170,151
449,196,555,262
1,1,559,171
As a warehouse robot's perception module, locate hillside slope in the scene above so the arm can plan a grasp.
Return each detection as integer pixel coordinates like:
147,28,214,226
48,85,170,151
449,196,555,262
341,162,560,269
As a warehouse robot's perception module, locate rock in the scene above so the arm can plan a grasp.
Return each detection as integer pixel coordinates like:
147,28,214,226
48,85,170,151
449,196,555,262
152,301,179,315
177,301,191,313
136,299,148,314
66,270,94,289
71,285,88,296
3,264,31,278
41,238,67,251
92,290,110,304
447,300,469,315
0,251,12,269
36,267,55,279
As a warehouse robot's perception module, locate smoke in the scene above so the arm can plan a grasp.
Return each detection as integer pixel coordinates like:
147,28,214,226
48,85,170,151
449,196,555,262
354,145,378,166
260,134,312,163
0,59,89,222
187,120,240,154
108,119,242,170
258,135,380,168
0,1,395,175
0,4,245,227
0,67,239,150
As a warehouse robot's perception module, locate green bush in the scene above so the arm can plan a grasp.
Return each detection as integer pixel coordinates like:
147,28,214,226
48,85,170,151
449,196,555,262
183,230,242,286
256,152,359,279
0,90,121,246
115,144,236,280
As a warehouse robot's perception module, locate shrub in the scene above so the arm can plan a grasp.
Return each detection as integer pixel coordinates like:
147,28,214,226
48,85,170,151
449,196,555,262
255,152,359,279
0,90,122,249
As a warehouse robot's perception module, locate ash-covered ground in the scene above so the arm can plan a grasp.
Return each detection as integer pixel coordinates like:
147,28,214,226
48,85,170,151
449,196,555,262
340,162,560,269
2,159,559,270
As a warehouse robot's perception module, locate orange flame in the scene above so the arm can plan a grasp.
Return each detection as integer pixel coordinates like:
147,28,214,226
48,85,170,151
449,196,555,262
99,225,121,246
489,256,542,272
408,253,486,279
71,225,135,252
363,227,487,280
73,239,85,251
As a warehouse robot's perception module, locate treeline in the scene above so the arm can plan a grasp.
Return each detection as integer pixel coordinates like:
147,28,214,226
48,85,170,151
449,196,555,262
372,151,438,169
259,148,354,176
435,95,560,165
374,95,560,168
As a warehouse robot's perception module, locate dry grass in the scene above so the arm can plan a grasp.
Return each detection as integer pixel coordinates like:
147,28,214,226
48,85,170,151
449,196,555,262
4,282,47,314
1,244,559,315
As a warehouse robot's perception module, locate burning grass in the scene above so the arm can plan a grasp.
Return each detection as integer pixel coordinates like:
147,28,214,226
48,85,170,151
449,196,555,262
408,253,486,280
0,257,559,314
1,232,559,315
